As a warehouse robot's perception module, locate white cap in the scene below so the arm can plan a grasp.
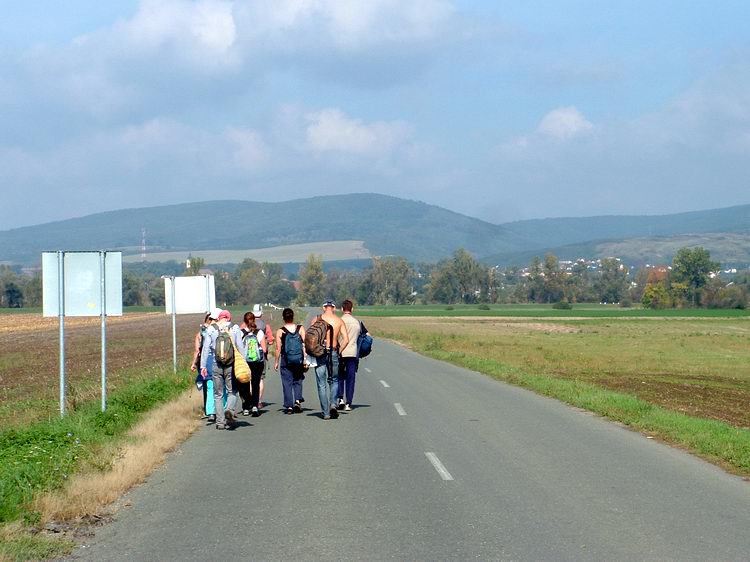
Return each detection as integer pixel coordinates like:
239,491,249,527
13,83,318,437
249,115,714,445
209,307,222,320
252,304,262,317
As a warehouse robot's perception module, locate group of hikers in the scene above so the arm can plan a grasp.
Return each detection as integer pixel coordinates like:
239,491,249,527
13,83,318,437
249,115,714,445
190,300,372,429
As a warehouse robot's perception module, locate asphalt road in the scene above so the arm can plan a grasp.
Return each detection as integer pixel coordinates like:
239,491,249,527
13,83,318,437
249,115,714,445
71,339,750,561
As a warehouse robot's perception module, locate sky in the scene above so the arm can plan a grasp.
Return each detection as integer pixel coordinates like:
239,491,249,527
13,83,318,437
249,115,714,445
1,0,750,229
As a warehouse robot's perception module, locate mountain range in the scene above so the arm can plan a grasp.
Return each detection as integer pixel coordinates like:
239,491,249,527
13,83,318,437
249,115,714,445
1,194,748,267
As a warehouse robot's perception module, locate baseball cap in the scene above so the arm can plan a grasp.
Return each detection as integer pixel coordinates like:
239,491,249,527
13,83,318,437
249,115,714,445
209,307,222,320
217,309,232,321
322,300,336,308
252,304,262,317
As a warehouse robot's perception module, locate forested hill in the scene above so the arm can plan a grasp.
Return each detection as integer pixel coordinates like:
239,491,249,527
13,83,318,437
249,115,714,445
1,194,749,265
502,204,750,249
0,194,525,264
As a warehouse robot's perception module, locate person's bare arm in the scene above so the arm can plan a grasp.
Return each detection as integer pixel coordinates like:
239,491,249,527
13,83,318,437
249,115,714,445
274,328,282,369
336,318,349,352
190,332,200,371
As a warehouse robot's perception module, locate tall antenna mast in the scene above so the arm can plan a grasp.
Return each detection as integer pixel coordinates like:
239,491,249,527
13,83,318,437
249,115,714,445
141,227,147,261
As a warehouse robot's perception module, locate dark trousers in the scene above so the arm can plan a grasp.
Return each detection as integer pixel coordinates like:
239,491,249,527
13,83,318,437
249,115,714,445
250,361,264,409
338,357,359,405
237,379,252,411
280,364,304,409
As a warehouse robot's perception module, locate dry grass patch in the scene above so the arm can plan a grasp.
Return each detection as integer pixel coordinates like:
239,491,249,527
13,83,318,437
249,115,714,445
37,389,202,522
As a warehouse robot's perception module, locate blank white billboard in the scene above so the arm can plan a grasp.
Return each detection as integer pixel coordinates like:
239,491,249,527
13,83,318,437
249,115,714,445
164,275,216,314
42,252,123,317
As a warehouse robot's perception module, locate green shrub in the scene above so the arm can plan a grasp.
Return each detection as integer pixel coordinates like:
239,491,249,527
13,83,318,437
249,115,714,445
552,301,572,310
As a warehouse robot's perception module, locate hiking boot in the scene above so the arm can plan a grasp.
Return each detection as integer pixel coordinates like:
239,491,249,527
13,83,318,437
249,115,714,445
242,409,250,416
215,423,225,430
251,407,259,417
337,398,345,408
344,403,352,411
293,401,302,413
330,407,339,419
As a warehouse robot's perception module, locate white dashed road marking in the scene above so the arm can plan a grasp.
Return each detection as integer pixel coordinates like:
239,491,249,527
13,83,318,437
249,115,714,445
394,403,407,416
425,452,454,481
364,367,372,373
379,380,390,388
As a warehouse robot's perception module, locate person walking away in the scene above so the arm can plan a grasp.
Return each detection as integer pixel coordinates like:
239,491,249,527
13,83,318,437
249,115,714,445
252,304,274,407
191,313,217,422
337,300,361,411
201,309,239,429
307,301,348,420
235,311,267,417
274,308,306,414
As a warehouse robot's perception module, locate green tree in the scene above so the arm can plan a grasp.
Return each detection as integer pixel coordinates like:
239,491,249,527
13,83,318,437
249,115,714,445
3,282,23,308
122,272,144,306
185,256,206,276
671,247,720,307
542,254,565,303
298,254,326,305
594,258,629,303
642,283,672,309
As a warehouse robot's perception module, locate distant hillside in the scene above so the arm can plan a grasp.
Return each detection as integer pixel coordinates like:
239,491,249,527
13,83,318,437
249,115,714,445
502,204,750,248
3,194,750,266
0,194,524,264
483,232,750,268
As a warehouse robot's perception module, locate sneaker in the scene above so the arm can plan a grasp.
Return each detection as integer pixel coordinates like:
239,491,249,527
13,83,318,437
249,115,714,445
224,409,235,426
251,407,259,417
337,398,345,408
207,414,216,423
299,397,305,403
330,407,339,419
293,401,302,413
286,407,293,415
215,423,225,430
323,414,331,420
344,403,352,411
242,409,250,416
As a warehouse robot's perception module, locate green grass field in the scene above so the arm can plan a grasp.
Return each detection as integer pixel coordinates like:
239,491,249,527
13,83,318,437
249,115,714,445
357,303,750,318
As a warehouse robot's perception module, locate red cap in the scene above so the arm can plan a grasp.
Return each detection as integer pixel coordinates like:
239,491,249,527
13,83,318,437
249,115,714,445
217,310,232,321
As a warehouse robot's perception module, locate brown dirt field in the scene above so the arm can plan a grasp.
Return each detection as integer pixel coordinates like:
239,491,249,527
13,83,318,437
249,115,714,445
0,313,208,427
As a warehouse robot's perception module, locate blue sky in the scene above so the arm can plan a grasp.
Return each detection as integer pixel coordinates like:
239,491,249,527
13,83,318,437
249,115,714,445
1,0,749,229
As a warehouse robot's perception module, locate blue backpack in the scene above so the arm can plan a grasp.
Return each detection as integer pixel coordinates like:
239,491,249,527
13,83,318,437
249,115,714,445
282,325,304,366
357,321,373,358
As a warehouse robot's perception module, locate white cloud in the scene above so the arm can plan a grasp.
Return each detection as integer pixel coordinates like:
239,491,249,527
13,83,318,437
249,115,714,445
537,106,594,140
305,108,412,155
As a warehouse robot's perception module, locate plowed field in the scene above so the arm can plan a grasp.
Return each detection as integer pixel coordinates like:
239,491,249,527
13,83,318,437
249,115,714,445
0,313,204,427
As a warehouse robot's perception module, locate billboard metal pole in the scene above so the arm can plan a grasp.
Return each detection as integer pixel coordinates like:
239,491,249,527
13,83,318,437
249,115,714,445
58,251,66,417
171,277,177,373
100,251,107,412
204,274,211,313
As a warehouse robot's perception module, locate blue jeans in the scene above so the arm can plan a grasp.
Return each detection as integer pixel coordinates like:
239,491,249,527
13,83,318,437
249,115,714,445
212,363,238,425
314,351,339,415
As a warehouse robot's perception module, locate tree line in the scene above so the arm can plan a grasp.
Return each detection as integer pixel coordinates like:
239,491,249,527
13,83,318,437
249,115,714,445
1,247,747,309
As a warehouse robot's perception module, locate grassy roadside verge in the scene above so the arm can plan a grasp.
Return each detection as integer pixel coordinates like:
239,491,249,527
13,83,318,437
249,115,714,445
0,365,194,561
382,331,750,477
